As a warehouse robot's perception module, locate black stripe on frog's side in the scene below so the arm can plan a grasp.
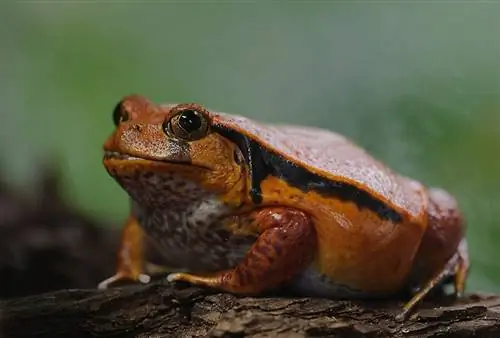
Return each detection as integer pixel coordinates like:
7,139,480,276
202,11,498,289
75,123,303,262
213,126,266,204
213,125,403,223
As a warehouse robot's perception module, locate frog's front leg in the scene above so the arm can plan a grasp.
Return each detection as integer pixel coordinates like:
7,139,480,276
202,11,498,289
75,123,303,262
167,207,317,294
98,214,151,289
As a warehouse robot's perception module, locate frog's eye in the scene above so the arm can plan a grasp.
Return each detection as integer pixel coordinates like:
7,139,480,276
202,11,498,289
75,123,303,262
164,109,209,141
112,102,130,126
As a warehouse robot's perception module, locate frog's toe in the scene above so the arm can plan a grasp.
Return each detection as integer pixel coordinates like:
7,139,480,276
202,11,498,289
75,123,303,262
98,274,124,290
98,272,151,290
166,272,197,284
166,272,181,283
166,272,222,288
138,273,152,284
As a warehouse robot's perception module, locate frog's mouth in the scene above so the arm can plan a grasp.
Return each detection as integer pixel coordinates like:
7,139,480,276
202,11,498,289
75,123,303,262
104,151,144,161
103,150,212,171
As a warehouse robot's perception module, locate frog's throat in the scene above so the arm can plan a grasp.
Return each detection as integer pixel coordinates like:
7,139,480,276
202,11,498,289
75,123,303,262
103,156,247,211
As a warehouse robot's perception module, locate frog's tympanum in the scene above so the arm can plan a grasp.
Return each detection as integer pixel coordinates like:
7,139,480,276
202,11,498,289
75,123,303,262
98,95,468,320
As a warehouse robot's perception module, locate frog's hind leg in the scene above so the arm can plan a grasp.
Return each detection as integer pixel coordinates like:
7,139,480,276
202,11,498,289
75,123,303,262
98,215,152,289
167,207,316,294
396,187,469,321
453,239,469,297
396,239,468,321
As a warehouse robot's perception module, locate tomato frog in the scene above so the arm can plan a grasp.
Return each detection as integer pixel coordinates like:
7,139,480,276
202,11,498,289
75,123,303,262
98,95,468,320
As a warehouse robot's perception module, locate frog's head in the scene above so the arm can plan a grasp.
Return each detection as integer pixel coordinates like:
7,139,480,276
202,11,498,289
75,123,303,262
103,95,247,209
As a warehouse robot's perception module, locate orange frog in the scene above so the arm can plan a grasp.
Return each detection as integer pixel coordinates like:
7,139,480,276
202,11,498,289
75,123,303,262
98,95,468,320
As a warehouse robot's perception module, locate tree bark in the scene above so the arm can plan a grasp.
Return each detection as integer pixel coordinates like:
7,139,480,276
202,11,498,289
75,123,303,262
1,281,500,338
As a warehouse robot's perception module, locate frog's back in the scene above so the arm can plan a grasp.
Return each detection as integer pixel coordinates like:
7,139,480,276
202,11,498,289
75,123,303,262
212,112,424,220
212,112,431,295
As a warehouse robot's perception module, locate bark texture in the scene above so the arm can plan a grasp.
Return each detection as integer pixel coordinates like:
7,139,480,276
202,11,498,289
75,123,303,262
2,282,500,338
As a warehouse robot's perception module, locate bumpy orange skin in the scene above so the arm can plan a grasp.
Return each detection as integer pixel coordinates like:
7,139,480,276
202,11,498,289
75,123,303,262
98,94,469,320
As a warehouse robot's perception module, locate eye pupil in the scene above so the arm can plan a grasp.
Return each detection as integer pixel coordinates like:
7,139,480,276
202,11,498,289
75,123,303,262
178,110,202,132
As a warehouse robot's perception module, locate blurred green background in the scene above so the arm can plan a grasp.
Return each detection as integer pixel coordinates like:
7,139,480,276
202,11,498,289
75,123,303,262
1,3,499,293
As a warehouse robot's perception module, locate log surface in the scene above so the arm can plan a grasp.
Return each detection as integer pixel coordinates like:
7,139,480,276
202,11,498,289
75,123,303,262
2,281,500,338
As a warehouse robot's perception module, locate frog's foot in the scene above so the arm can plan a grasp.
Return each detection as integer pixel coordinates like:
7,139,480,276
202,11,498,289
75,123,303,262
168,207,316,294
98,262,176,289
98,271,151,290
396,239,469,321
166,271,222,289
